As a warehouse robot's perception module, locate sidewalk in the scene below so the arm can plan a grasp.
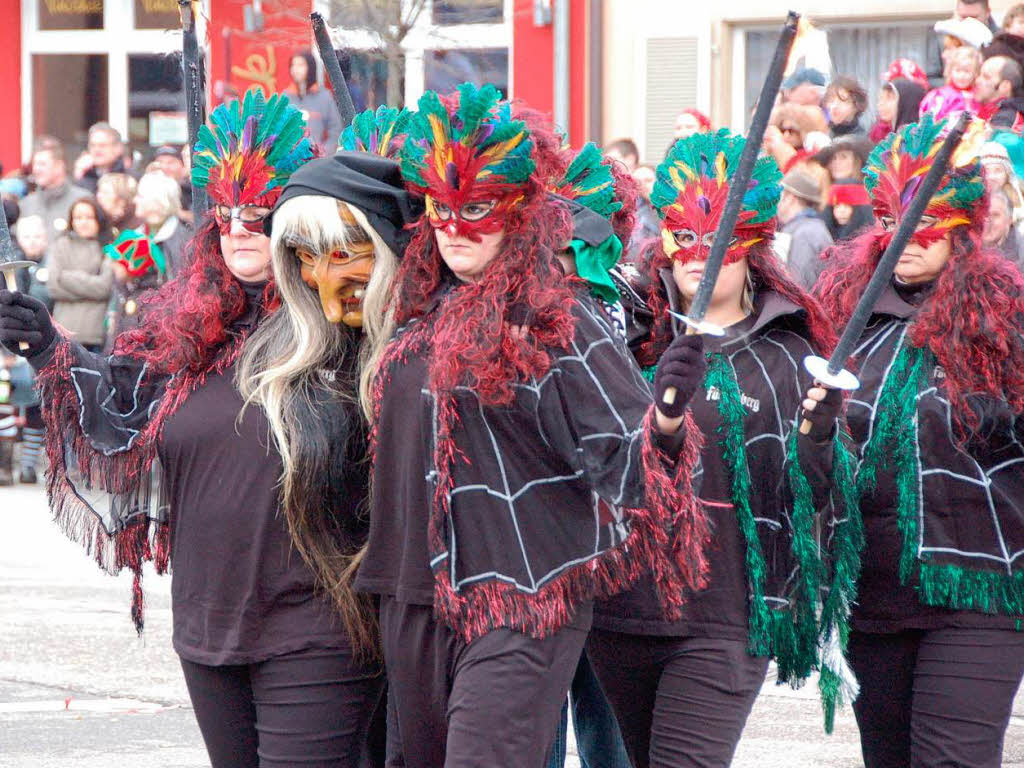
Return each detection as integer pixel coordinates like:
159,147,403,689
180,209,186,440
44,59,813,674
2,483,1023,767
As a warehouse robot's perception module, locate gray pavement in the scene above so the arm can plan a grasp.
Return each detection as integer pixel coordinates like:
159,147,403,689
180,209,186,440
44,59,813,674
2,483,1024,767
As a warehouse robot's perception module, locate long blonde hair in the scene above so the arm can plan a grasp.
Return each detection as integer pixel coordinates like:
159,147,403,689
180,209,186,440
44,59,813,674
236,194,399,653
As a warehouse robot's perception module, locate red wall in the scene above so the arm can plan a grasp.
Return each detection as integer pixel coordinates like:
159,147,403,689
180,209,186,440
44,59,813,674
511,0,589,147
0,3,22,175
207,0,314,104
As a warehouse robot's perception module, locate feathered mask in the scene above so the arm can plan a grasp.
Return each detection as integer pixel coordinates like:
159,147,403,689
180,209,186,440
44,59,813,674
651,129,781,265
400,82,535,239
864,114,986,247
191,88,313,210
339,105,413,158
554,142,623,220
104,229,165,278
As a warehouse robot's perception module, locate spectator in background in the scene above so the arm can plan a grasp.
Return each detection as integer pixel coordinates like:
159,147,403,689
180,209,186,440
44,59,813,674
870,78,927,142
763,102,828,173
46,197,113,352
982,189,1024,267
73,123,128,194
13,214,52,312
285,50,342,154
673,108,711,139
826,180,874,240
981,141,1024,228
921,45,982,121
814,136,872,185
775,169,833,289
955,0,1000,34
20,140,89,242
134,171,190,280
974,54,1024,121
934,16,994,68
95,172,140,237
603,138,640,173
1005,3,1024,37
781,66,827,107
152,145,193,220
629,163,660,255
825,75,868,138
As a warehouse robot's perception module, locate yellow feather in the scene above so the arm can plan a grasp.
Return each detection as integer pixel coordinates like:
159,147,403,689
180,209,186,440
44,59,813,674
715,152,727,184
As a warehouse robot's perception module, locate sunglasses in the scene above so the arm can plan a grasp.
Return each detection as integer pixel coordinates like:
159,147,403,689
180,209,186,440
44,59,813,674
430,200,497,223
215,204,272,234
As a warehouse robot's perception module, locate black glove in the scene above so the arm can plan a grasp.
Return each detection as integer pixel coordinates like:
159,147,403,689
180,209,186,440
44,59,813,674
0,289,56,358
653,333,706,419
800,384,842,441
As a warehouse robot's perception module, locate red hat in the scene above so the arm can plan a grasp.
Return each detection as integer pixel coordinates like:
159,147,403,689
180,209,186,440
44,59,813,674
885,58,930,91
681,108,711,132
829,181,870,207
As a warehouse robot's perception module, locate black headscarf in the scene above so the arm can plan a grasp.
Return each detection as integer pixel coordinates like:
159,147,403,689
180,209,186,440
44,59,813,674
270,152,424,256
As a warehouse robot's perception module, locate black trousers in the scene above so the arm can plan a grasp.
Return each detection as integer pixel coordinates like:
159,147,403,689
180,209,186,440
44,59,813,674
379,597,589,768
849,627,1024,768
586,630,769,768
180,646,384,768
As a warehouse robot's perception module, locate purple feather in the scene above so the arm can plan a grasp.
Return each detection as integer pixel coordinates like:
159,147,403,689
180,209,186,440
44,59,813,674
697,195,711,216
240,117,257,153
446,162,460,191
901,175,923,207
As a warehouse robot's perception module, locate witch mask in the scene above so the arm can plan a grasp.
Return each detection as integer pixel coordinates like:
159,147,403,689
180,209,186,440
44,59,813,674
293,202,375,327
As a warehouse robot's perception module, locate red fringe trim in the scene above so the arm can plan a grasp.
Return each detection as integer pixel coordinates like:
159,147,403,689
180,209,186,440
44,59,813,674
35,336,242,633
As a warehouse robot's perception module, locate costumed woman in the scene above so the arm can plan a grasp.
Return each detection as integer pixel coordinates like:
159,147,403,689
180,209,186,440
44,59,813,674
0,90,383,768
815,114,1024,768
587,129,861,768
237,104,422,768
353,82,710,768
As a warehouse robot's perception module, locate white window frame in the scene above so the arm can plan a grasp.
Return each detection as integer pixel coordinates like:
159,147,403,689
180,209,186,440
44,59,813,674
634,30,712,162
311,0,513,107
20,0,184,160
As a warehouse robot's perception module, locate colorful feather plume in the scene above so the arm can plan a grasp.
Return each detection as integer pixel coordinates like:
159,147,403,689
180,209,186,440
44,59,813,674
864,113,985,230
652,129,781,264
339,105,412,158
400,82,535,206
554,142,623,220
191,88,313,207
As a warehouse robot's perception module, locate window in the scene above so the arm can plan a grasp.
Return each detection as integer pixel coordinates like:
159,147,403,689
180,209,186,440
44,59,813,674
432,0,504,25
32,54,109,151
742,21,943,125
37,0,103,30
346,50,398,111
134,0,180,30
424,49,508,96
128,54,186,148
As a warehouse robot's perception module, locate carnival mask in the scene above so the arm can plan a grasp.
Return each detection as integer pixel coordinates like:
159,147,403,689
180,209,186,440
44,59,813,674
401,83,535,243
295,203,375,328
651,129,780,266
864,114,985,249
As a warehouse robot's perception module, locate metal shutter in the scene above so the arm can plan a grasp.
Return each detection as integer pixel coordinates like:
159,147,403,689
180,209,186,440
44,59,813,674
644,36,699,166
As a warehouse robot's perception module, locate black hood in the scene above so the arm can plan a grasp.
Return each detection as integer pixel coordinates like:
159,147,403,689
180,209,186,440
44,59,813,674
270,151,424,256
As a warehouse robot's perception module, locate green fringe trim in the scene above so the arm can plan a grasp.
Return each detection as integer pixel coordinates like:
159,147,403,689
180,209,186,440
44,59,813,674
641,364,657,383
818,435,864,733
857,342,930,583
706,354,819,678
918,561,1024,615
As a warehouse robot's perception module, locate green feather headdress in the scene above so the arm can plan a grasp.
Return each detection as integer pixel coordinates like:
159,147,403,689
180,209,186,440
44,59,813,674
399,82,536,209
555,142,623,220
863,114,985,229
191,88,313,207
339,105,413,159
651,129,781,262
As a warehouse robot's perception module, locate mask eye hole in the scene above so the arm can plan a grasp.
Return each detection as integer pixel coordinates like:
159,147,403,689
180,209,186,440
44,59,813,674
673,229,698,248
432,202,453,221
296,250,317,266
880,216,896,232
461,200,497,221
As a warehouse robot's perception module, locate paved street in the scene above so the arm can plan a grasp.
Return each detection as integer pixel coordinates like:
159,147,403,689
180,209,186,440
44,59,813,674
2,483,1024,767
